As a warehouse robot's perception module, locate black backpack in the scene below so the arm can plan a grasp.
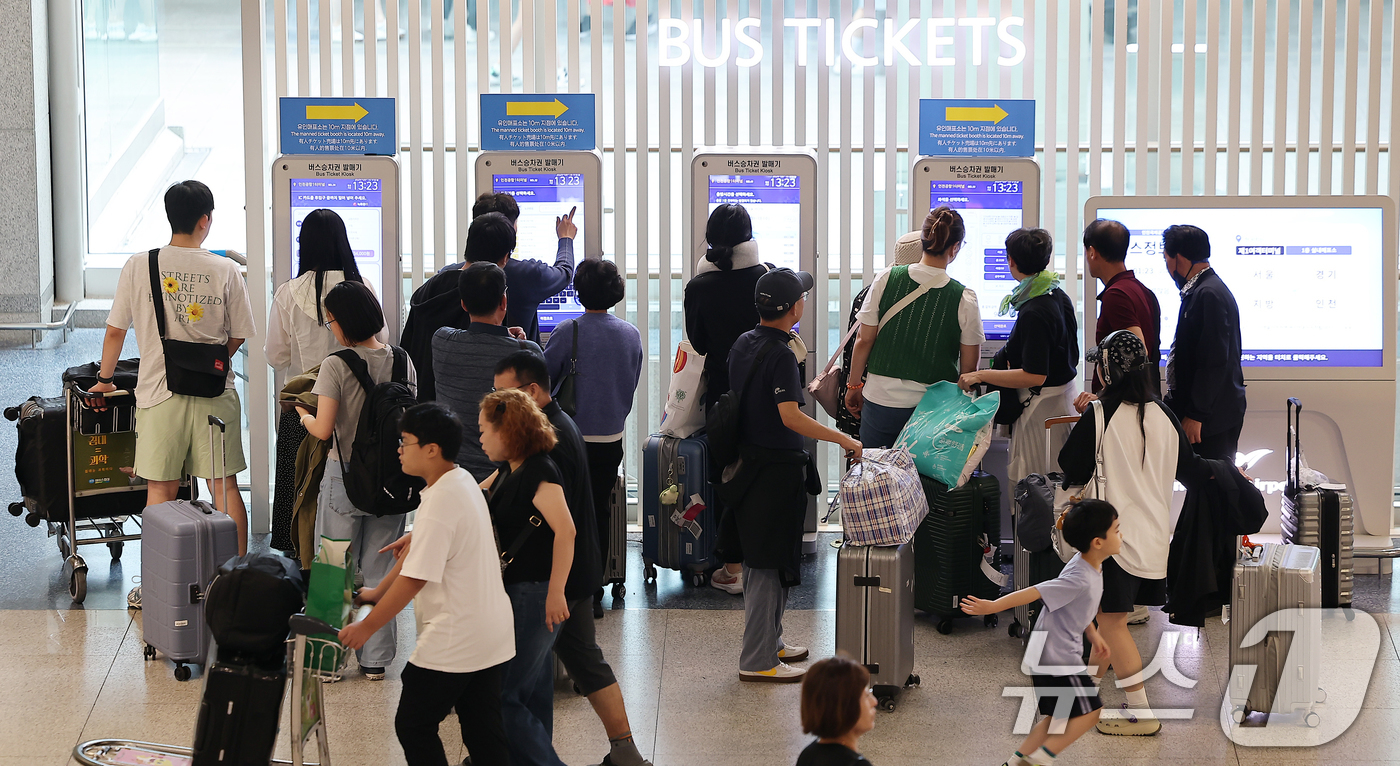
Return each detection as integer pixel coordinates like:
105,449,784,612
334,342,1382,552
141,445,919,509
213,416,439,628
333,347,425,516
204,552,305,660
706,340,779,472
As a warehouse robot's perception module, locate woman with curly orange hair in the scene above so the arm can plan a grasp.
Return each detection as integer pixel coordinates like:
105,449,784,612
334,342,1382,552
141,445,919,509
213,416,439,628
478,388,576,766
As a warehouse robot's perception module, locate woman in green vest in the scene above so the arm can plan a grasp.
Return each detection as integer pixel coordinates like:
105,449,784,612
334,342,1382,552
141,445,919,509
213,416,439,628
844,206,986,448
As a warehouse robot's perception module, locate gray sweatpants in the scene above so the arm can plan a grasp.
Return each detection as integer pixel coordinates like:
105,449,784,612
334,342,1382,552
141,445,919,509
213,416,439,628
739,566,789,672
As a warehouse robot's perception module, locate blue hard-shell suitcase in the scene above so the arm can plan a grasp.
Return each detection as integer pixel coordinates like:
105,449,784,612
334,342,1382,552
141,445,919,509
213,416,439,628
641,434,719,586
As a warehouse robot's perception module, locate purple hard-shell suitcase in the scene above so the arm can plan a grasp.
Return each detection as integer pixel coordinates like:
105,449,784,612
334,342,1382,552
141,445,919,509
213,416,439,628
141,416,240,681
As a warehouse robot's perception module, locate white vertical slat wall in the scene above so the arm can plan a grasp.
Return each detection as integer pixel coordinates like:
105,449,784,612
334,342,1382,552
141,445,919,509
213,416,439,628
243,0,1400,522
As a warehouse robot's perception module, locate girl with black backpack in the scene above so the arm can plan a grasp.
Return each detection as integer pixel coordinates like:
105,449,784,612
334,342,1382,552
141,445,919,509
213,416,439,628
296,280,418,680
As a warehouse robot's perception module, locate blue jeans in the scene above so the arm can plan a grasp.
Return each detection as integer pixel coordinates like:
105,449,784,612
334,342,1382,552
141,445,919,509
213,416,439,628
859,400,916,449
501,581,565,766
315,464,406,668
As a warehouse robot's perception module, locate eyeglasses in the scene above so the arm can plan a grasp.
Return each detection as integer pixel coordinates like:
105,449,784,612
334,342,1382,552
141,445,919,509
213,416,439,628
398,438,420,448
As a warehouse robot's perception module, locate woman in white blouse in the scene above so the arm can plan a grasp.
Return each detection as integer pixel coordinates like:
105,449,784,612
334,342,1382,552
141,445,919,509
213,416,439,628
264,208,385,554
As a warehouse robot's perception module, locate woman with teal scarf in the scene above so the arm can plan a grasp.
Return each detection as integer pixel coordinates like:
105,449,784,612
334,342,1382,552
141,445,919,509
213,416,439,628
958,228,1080,483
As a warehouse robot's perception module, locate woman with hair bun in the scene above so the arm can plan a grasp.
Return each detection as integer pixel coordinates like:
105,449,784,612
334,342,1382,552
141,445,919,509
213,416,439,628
958,227,1079,485
845,205,985,448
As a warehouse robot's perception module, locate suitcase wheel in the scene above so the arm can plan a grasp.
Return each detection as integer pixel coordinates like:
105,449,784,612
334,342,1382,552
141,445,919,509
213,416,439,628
936,618,953,635
108,541,124,561
906,674,920,688
1305,711,1321,728
174,663,192,682
611,583,626,599
7,502,21,517
1316,687,1328,704
984,614,998,629
878,697,897,712
143,644,156,661
643,564,657,584
24,512,40,527
689,571,709,588
68,567,86,603
1008,620,1024,639
1231,706,1246,724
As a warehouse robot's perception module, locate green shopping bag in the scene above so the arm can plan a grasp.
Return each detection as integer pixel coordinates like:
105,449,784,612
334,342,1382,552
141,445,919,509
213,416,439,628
304,537,354,673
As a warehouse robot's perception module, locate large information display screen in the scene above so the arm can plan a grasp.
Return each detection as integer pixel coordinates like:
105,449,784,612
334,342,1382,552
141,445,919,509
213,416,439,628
290,178,386,300
707,175,802,272
492,173,586,330
931,180,1024,341
1095,205,1386,368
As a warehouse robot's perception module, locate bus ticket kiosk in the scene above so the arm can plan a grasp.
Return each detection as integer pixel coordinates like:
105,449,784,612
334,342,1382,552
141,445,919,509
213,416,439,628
272,155,404,340
475,150,604,337
690,148,821,552
910,157,1042,361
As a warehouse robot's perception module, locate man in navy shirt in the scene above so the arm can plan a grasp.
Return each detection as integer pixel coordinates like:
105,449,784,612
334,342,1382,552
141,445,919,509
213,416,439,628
724,268,862,684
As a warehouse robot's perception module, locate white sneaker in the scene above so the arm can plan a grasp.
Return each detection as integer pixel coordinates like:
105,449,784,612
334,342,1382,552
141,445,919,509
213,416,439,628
1096,703,1161,736
1128,605,1151,625
739,662,805,683
710,568,743,595
777,644,809,662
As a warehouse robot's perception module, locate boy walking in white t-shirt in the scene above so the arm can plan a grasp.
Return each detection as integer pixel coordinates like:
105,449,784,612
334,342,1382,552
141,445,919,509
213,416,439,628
961,500,1121,766
340,403,515,766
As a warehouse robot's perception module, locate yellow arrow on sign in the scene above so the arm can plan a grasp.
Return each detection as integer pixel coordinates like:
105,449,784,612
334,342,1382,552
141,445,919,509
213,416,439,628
305,102,370,122
944,104,1011,124
507,99,570,119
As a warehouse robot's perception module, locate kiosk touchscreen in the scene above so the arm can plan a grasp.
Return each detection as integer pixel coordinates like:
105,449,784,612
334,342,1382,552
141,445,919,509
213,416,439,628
1084,196,1397,542
272,155,402,339
911,158,1041,352
476,151,603,334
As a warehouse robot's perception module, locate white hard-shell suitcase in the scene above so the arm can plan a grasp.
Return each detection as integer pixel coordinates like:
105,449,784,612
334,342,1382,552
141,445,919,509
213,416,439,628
835,542,920,711
141,416,240,681
1228,542,1323,725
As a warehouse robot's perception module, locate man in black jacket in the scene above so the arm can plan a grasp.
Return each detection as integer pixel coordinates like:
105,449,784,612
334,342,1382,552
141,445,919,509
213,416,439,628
1161,225,1247,461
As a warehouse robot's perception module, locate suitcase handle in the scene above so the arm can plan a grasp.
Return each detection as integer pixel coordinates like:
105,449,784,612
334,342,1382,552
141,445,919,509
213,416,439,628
1286,398,1302,493
290,614,338,637
207,416,229,517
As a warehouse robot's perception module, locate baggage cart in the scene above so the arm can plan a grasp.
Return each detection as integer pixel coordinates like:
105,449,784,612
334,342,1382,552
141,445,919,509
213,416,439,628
73,613,350,766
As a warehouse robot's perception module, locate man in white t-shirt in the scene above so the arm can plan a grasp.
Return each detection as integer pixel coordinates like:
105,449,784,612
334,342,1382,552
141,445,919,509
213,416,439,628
340,403,515,766
90,181,257,569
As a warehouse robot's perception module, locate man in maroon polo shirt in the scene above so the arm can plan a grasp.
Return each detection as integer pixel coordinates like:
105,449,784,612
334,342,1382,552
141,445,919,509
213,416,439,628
1075,218,1162,411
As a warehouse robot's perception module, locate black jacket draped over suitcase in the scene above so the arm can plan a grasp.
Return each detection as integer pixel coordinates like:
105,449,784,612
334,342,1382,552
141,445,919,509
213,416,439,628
719,446,820,587
1165,457,1267,627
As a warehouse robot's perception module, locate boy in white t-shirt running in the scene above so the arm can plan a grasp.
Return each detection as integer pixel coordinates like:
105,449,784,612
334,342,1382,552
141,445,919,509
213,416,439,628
340,403,515,766
961,500,1121,766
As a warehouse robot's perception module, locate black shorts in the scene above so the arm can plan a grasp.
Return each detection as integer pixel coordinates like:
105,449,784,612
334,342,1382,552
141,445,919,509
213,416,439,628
553,596,618,696
1099,556,1167,613
1032,673,1104,719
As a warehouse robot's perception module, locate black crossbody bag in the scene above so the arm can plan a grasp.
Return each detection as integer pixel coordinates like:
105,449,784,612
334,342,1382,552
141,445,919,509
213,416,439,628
147,248,231,398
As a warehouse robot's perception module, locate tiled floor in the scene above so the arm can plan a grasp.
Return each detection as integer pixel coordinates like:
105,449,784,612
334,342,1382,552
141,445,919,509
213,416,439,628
8,331,1400,764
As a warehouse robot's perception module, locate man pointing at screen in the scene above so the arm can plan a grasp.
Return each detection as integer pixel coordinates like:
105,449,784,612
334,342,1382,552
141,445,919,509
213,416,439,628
1160,224,1247,461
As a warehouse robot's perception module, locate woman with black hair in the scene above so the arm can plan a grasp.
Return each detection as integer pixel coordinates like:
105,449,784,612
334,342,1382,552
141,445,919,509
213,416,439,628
295,280,417,681
265,208,389,552
958,227,1079,485
1054,330,1211,738
683,203,770,595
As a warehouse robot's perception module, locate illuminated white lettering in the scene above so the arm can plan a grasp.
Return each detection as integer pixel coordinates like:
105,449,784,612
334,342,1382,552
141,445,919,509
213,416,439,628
735,18,764,66
958,17,997,66
660,19,690,67
692,19,732,68
842,18,879,67
997,16,1026,66
885,17,921,66
784,18,822,67
927,18,956,66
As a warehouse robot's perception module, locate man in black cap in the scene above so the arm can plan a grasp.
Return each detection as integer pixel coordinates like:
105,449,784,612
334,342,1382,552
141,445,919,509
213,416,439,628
724,268,863,684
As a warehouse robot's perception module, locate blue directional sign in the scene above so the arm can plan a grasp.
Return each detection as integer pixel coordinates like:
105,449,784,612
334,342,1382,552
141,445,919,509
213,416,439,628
919,99,1035,158
480,94,595,151
279,97,397,156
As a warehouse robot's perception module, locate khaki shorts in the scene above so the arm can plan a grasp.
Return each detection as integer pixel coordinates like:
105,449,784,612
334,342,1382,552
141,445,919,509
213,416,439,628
135,390,248,481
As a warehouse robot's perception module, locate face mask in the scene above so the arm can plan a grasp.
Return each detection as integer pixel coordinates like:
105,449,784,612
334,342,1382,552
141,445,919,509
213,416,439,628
1168,258,1189,289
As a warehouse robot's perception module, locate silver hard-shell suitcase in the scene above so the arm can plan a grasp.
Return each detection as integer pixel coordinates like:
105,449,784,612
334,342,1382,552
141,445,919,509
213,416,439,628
835,542,919,711
603,472,627,598
1280,398,1353,609
141,416,240,681
1228,542,1323,725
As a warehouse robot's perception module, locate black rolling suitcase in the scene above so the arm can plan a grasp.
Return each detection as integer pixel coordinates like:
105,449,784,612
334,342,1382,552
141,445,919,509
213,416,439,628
913,471,1005,634
192,654,287,766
